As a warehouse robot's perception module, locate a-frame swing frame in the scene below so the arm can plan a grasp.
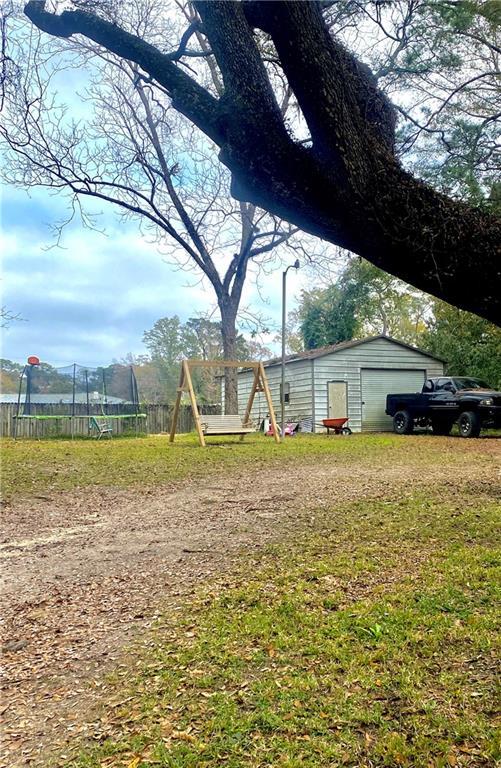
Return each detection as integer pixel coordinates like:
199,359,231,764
169,360,281,447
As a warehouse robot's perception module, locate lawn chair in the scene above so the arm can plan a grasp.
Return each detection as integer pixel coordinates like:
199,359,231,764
90,416,112,439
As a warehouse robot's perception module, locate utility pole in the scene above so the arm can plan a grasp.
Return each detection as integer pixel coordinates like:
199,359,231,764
281,259,300,436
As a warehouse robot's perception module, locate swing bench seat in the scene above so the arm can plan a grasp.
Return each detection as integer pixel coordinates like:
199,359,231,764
169,360,279,447
201,415,254,436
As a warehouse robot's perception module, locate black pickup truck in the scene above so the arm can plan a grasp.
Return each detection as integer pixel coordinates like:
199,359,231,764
386,377,501,437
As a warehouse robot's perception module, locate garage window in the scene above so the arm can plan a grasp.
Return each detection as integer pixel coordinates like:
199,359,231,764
280,382,290,403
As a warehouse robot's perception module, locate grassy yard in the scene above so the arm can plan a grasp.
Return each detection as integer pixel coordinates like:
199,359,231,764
0,431,495,501
2,434,499,767
67,485,499,768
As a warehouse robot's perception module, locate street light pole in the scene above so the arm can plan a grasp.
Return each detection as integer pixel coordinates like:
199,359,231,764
281,259,300,436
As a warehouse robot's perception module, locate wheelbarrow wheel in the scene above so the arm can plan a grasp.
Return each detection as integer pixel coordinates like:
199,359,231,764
341,427,352,435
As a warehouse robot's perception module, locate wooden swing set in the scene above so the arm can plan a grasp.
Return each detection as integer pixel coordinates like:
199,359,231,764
169,360,281,447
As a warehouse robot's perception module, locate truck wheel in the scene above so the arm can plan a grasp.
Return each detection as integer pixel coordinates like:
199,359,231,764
431,418,452,436
458,411,481,438
393,410,414,435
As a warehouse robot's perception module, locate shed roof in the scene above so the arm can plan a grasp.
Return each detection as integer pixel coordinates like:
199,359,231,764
253,335,445,370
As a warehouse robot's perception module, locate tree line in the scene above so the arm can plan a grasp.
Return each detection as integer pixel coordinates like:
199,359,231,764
134,276,501,397
2,279,499,404
293,259,501,388
0,315,272,404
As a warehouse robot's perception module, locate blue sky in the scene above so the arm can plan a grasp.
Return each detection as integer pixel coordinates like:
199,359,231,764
1,183,307,367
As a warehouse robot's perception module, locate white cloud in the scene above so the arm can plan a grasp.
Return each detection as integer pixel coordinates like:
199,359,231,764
1,207,213,364
2,184,329,366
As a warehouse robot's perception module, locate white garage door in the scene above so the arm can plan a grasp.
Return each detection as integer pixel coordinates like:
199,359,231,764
361,368,426,431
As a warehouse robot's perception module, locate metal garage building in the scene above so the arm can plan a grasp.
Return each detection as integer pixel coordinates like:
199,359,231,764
228,335,444,432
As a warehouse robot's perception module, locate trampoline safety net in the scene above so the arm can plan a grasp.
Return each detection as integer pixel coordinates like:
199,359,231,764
16,363,141,417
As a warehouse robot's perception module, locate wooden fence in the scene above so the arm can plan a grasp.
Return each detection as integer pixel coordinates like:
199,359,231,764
0,403,220,439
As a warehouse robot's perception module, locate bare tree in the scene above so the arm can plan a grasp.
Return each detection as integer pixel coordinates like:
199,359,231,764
1,1,328,411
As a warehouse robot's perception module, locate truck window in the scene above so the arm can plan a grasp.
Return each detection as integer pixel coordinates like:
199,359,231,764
436,378,455,392
453,377,491,390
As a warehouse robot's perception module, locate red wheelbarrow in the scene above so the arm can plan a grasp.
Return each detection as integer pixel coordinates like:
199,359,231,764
321,417,352,435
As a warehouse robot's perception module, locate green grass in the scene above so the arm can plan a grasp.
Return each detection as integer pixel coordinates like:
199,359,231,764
63,487,499,768
0,431,491,500
3,434,499,765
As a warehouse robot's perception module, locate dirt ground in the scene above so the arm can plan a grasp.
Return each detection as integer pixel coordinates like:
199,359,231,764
1,442,499,767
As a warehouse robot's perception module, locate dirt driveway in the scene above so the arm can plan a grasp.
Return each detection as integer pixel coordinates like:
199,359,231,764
1,440,499,766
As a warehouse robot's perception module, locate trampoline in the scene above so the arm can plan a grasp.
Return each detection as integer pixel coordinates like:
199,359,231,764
14,356,147,438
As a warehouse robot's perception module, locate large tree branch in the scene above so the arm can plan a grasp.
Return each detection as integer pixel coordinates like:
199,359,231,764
195,1,283,128
23,0,501,324
227,1,501,323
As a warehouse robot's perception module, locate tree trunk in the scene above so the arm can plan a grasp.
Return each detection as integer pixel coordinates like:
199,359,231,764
219,300,239,414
